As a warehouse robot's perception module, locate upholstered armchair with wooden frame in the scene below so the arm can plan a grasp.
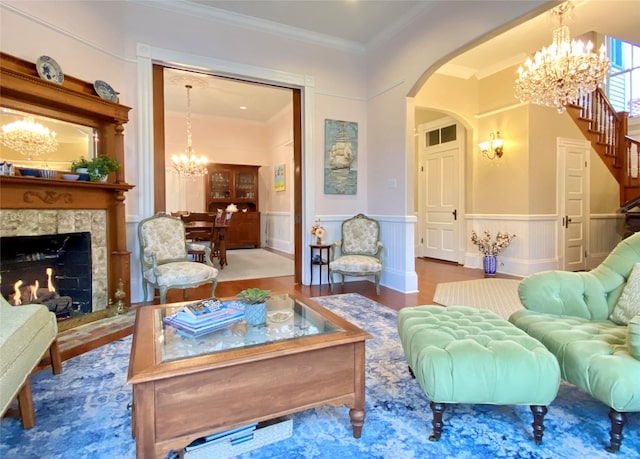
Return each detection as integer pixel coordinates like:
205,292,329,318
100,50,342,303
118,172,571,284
329,213,383,295
138,212,219,304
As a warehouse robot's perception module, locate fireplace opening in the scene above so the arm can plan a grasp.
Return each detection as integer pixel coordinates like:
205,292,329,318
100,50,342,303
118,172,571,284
1,232,92,319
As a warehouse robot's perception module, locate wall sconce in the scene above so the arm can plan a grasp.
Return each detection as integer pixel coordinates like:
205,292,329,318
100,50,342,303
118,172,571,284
478,131,504,160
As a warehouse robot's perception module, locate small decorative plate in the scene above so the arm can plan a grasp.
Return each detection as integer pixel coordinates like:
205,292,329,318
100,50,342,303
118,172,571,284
268,310,293,323
93,80,118,102
36,56,64,85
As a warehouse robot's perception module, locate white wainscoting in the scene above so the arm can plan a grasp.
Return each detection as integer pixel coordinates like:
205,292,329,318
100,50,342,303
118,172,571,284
262,211,294,254
589,214,624,269
125,212,623,302
464,214,623,277
464,214,557,277
314,214,418,293
126,217,143,303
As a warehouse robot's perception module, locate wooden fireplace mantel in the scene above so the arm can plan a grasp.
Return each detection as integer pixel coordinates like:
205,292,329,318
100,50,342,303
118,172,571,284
0,52,134,312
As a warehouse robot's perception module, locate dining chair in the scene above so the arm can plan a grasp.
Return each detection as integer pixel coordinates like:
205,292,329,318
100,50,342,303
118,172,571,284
178,212,217,262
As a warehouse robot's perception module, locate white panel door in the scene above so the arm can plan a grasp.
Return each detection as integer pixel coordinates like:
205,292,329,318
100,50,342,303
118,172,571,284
421,143,459,261
559,138,589,271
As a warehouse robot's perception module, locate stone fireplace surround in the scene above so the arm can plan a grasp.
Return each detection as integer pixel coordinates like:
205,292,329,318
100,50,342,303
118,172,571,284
0,177,134,330
0,209,108,313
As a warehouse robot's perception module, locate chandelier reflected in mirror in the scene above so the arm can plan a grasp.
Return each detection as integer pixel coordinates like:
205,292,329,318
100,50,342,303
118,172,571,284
0,116,58,160
514,1,609,113
172,84,208,177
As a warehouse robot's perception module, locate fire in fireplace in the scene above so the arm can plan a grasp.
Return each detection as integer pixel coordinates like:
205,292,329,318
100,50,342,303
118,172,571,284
0,232,92,319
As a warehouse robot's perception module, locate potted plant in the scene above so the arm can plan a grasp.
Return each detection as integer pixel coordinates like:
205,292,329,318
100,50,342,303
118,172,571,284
70,157,90,173
237,288,271,325
87,155,120,182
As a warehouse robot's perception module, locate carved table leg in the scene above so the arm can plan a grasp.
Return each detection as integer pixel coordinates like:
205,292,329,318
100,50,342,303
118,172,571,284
349,408,365,438
429,401,446,441
606,409,627,453
530,405,548,445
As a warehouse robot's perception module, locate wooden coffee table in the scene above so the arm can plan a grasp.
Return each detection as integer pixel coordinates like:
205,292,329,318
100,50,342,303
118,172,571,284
127,292,372,458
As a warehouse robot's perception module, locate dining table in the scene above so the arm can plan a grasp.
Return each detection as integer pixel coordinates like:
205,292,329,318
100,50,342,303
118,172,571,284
182,218,231,269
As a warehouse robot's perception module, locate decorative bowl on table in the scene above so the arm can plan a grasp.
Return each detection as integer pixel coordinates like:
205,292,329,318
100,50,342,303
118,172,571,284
19,168,39,177
62,173,80,181
38,169,57,179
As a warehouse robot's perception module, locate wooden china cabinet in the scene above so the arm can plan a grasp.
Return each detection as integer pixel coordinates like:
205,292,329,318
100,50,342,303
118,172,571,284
206,163,261,248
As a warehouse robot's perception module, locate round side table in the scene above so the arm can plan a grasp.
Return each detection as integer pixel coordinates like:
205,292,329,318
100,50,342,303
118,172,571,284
310,244,331,285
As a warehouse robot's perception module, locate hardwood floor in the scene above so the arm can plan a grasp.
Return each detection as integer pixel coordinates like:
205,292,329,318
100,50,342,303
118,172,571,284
53,257,520,363
164,256,521,312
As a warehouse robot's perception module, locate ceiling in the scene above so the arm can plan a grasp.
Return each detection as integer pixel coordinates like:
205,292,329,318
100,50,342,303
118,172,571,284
188,0,429,45
164,68,292,123
440,0,640,80
163,0,640,121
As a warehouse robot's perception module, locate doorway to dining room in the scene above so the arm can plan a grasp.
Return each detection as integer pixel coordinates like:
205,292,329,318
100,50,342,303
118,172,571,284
152,65,300,282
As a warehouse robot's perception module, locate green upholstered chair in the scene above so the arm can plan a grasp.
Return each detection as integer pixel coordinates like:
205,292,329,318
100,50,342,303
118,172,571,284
510,232,640,453
328,214,383,295
138,212,218,304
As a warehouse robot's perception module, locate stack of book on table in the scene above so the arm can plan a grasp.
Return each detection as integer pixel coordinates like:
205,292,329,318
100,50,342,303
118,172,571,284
163,298,244,337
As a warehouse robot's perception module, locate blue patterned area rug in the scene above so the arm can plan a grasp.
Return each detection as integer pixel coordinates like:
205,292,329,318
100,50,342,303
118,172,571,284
1,293,638,459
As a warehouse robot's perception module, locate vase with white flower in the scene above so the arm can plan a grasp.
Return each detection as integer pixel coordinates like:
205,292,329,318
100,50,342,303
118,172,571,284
311,220,326,245
471,230,516,276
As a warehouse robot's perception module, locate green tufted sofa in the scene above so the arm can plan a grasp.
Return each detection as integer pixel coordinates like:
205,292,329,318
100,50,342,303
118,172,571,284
510,232,640,453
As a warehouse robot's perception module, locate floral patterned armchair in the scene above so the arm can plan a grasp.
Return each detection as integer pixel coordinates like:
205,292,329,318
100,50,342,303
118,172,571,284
138,213,218,304
329,213,383,295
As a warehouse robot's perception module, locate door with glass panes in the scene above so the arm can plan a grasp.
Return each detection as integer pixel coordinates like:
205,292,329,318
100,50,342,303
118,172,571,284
418,118,464,262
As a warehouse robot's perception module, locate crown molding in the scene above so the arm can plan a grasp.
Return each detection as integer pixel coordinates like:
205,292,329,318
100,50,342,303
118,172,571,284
1,2,134,63
435,62,477,80
132,0,367,55
366,2,432,51
475,53,528,80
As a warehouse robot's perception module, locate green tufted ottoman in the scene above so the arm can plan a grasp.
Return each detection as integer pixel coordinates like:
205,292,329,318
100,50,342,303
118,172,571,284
397,305,560,444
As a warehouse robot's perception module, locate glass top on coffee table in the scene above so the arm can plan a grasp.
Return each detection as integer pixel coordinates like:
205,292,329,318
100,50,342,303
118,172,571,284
156,293,344,363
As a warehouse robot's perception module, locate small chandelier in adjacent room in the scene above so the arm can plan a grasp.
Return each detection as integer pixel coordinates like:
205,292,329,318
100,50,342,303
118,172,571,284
514,1,610,113
172,84,207,177
0,116,57,160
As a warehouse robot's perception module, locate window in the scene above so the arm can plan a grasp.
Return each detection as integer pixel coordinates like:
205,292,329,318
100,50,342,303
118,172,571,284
425,124,457,147
607,38,640,117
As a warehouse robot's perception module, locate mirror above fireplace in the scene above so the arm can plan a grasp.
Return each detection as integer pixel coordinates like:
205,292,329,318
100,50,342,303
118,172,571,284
0,107,98,170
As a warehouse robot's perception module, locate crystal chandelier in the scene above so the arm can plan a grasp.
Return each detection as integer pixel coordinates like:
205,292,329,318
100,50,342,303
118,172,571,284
172,84,207,177
0,116,58,160
514,1,610,113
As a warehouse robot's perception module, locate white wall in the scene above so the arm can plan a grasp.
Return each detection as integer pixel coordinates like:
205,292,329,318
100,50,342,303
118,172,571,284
164,111,271,213
0,0,549,300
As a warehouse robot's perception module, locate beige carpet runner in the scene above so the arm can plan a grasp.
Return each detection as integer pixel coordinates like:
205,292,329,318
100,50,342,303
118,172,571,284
433,278,524,319
215,248,294,282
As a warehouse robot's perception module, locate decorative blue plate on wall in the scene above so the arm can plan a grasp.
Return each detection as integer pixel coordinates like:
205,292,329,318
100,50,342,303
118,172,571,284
93,80,118,102
36,56,64,85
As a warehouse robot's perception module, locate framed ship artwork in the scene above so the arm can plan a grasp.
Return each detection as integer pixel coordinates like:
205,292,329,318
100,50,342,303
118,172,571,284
324,119,357,195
